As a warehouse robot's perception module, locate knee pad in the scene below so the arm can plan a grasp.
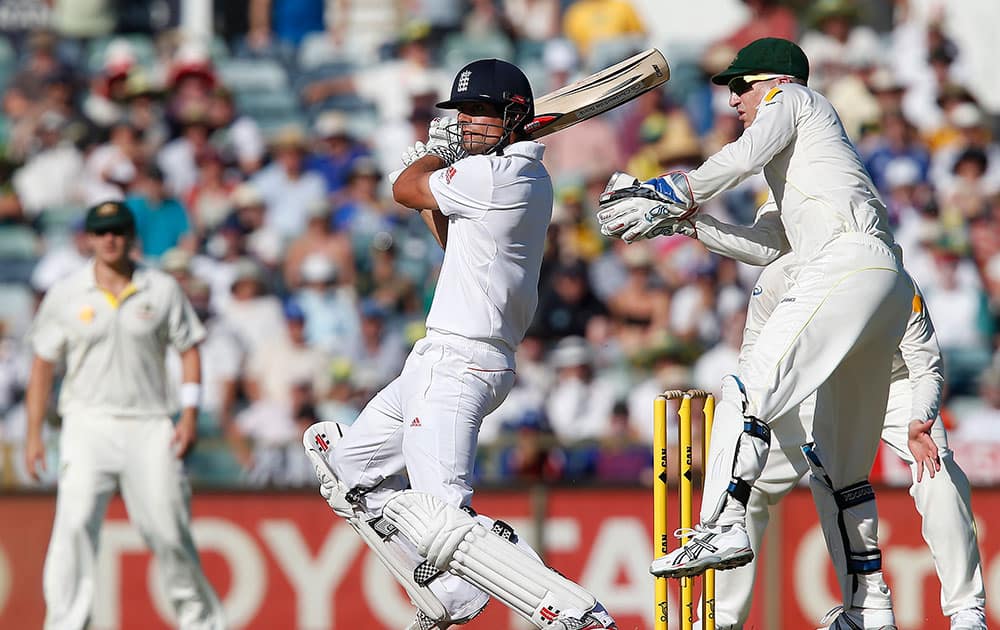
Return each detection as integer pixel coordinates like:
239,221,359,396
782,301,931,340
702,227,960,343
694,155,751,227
384,491,612,629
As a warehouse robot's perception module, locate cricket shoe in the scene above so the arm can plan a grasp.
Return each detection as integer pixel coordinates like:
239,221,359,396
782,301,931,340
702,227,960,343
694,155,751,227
649,523,753,579
302,421,354,517
817,606,896,630
559,601,617,629
951,606,988,630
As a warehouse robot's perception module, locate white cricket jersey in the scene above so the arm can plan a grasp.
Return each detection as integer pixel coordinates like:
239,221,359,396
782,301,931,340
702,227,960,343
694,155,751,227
426,141,552,349
743,255,943,422
687,83,895,256
30,261,206,417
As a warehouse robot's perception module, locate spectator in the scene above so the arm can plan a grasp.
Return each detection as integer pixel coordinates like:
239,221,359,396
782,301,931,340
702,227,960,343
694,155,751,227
498,411,565,482
207,88,265,175
692,308,745,393
30,219,91,293
294,253,361,353
561,0,645,63
504,0,560,44
184,147,238,234
607,244,670,356
284,199,356,290
930,103,1000,197
248,0,327,51
593,402,653,483
305,111,369,197
952,366,1000,443
316,358,362,426
863,110,931,194
158,109,214,198
333,157,400,256
239,299,331,482
545,337,618,443
347,299,407,390
252,126,328,240
799,0,882,94
12,111,84,218
717,0,798,50
532,259,609,341
79,121,139,205
124,71,169,157
126,165,195,261
626,337,693,445
217,258,286,356
80,39,135,128
301,24,449,124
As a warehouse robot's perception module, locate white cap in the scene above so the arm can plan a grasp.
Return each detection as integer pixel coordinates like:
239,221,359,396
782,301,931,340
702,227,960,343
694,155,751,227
549,336,592,368
884,158,920,189
544,39,578,74
950,102,984,129
301,253,338,284
246,228,285,265
314,111,349,138
231,183,263,208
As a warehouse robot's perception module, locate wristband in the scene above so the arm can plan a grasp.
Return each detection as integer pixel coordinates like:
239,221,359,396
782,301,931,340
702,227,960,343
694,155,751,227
180,383,202,409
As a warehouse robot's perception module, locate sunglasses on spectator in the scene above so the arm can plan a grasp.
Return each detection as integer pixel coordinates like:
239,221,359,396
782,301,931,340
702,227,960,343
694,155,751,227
91,227,130,237
727,74,788,96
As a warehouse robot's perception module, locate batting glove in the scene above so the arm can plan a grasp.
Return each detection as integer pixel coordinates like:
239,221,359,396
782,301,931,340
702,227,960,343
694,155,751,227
425,117,467,165
597,172,697,242
401,141,428,167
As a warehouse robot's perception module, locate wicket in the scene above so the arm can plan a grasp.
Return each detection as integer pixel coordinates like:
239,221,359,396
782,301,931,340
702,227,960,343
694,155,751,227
653,389,716,630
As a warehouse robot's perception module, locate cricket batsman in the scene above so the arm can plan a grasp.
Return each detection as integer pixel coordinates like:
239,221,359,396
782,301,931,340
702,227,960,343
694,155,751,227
303,59,617,629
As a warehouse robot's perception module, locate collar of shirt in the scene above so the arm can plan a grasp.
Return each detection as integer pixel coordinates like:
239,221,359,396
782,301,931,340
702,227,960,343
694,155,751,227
504,140,545,160
83,258,151,302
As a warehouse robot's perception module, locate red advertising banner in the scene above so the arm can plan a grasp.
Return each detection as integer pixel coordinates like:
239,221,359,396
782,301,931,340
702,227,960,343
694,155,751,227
0,487,995,629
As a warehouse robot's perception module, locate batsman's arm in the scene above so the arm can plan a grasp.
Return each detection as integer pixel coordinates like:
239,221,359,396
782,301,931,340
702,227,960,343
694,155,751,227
690,201,790,266
393,155,450,249
25,354,54,480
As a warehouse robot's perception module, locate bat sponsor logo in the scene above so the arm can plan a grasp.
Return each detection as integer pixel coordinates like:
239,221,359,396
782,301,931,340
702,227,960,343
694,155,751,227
574,81,647,120
523,114,559,134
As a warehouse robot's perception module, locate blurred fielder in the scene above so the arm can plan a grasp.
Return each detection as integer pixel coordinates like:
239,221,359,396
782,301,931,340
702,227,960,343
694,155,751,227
304,59,617,630
24,201,224,630
598,38,913,629
714,255,987,630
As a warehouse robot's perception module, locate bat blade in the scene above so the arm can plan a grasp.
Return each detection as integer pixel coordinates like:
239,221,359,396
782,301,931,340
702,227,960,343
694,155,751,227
525,48,670,139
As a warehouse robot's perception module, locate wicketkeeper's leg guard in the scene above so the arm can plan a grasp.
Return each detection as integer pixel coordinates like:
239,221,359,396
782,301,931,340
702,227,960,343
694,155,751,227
383,490,617,629
701,375,772,527
802,442,894,628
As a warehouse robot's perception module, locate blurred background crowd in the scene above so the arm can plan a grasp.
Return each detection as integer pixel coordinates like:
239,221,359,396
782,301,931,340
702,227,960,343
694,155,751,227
1,0,999,490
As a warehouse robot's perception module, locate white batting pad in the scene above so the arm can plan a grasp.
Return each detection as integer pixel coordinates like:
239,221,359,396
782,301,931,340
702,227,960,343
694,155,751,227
302,423,458,625
384,490,606,629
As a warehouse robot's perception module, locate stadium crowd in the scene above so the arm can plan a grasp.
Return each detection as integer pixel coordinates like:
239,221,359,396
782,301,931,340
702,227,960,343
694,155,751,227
1,0,999,490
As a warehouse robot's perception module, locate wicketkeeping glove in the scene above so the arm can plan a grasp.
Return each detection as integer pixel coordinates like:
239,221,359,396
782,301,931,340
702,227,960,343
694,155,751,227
425,117,467,165
597,171,698,243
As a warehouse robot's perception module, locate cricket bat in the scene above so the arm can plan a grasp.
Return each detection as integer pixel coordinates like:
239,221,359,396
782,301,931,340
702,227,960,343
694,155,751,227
524,48,670,139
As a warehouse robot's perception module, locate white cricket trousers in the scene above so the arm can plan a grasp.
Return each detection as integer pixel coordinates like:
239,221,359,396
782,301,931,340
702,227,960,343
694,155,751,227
332,329,516,511
43,414,224,630
714,382,986,628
